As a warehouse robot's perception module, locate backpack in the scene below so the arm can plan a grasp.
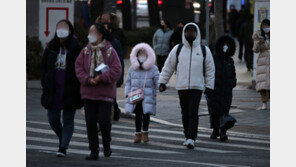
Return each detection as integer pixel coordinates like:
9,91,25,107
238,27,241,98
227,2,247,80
176,43,207,76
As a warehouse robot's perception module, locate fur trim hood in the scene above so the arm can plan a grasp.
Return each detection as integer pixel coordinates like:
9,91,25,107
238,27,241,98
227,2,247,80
130,43,156,70
215,35,236,57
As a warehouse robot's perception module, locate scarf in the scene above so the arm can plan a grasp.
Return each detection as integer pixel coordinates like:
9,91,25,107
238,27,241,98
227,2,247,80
89,40,106,77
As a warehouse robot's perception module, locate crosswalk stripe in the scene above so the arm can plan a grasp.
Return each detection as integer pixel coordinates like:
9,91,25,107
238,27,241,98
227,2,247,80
27,136,181,154
26,144,112,156
72,119,270,144
111,136,241,154
26,126,241,154
27,123,269,151
27,120,269,146
117,107,270,140
27,144,249,167
27,127,240,153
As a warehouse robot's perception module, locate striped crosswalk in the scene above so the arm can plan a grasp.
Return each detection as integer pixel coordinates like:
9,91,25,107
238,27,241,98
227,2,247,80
26,118,269,166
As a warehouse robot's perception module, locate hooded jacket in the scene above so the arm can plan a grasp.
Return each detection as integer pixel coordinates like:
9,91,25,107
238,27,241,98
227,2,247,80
207,35,237,119
158,23,215,90
125,43,159,115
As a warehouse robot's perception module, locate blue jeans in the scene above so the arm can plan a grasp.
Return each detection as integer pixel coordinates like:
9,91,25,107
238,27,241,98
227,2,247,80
47,109,76,149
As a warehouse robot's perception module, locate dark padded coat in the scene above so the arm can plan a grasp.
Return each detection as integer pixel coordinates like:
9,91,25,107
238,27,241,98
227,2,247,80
41,37,83,110
207,35,237,122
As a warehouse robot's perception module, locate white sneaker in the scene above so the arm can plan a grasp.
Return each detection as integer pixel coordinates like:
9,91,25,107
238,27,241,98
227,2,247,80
262,103,267,110
186,139,195,149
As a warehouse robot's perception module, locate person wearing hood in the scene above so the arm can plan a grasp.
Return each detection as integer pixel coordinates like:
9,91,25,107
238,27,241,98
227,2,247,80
125,43,160,143
152,19,174,72
252,19,270,110
41,19,83,157
206,35,237,142
75,23,122,160
158,23,215,149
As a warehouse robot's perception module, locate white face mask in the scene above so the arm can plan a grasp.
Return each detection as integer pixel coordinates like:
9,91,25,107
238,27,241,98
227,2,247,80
263,28,270,33
223,45,228,53
210,15,215,19
56,29,69,38
138,53,147,63
88,34,98,44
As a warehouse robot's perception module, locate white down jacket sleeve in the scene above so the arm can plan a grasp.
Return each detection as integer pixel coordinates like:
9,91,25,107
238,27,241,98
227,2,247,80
158,45,178,84
204,46,215,90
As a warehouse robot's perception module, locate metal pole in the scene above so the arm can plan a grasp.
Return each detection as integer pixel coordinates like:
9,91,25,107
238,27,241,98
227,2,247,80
131,0,137,30
205,0,209,46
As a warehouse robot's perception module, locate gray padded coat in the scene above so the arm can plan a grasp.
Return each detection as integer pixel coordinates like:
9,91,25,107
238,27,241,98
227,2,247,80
125,43,159,115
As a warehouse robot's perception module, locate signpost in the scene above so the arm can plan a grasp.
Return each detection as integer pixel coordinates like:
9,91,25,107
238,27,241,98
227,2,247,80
39,0,74,48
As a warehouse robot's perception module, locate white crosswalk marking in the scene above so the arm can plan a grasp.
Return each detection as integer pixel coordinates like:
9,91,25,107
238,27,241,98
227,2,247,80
26,126,240,154
27,120,269,152
26,145,250,167
27,136,181,154
26,118,267,166
74,119,270,144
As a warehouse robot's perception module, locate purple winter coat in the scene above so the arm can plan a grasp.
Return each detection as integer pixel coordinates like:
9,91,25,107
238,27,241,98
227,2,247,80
75,41,122,103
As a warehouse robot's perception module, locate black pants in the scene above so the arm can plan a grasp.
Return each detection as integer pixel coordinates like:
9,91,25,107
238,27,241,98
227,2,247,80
135,101,150,132
157,55,168,73
238,38,244,60
244,45,253,70
178,89,202,141
84,99,112,153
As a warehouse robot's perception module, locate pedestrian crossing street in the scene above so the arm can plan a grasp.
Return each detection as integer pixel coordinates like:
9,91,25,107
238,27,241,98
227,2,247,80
26,118,269,167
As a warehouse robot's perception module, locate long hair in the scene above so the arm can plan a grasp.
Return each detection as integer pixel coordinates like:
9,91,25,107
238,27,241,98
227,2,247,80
260,19,270,40
47,19,74,51
94,23,112,42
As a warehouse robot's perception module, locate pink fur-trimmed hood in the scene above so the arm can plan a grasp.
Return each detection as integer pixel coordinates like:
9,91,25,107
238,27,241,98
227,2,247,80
130,43,156,70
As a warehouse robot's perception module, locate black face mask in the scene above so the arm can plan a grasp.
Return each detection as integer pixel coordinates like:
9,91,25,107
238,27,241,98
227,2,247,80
185,35,196,43
177,27,183,32
160,25,165,30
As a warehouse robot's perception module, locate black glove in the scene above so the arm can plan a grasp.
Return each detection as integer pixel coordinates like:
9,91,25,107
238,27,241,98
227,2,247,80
159,83,167,92
204,88,213,95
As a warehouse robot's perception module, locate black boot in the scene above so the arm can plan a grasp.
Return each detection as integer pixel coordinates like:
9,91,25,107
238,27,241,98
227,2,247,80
104,143,112,157
85,150,98,160
210,128,220,139
56,147,66,157
220,128,228,142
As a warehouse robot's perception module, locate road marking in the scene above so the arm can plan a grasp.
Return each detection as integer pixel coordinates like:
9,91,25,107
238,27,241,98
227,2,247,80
27,144,250,167
26,144,112,156
73,119,269,144
28,120,269,144
26,126,240,154
118,107,270,140
27,136,181,154
27,124,269,151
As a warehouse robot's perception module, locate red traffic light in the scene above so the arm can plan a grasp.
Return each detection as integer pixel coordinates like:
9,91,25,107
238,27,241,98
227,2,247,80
117,0,122,5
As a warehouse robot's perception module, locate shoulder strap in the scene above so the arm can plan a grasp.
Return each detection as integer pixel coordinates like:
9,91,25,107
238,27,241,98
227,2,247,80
201,45,206,77
176,43,183,64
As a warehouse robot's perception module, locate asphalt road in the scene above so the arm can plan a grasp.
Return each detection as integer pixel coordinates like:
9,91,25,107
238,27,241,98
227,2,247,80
27,89,269,167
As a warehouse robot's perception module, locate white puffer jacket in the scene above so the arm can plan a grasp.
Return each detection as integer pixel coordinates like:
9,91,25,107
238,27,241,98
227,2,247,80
158,23,215,90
